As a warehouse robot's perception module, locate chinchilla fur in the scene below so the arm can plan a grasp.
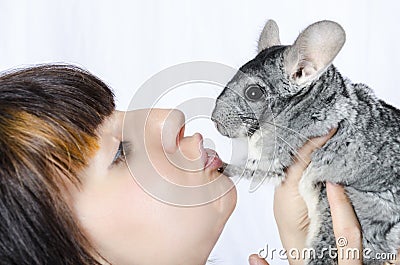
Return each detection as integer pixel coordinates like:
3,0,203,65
212,20,400,265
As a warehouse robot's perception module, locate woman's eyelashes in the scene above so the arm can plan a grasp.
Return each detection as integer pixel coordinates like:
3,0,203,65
111,141,130,166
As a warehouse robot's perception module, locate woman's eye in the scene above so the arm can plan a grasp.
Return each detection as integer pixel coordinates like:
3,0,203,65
111,142,127,166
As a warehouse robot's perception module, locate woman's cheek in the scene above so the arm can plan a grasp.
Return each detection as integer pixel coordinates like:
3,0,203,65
150,202,230,263
142,149,209,186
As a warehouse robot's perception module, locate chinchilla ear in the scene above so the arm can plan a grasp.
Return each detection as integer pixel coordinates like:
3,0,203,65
257,20,281,53
284,20,346,86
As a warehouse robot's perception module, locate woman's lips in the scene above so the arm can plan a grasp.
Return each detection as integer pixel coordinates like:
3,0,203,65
204,148,223,171
196,133,223,171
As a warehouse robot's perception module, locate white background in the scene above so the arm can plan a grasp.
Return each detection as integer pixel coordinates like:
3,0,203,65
1,1,399,264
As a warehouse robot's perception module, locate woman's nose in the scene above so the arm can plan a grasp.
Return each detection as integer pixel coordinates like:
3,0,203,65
146,108,205,173
146,109,186,154
129,109,185,154
123,108,205,174
123,108,185,151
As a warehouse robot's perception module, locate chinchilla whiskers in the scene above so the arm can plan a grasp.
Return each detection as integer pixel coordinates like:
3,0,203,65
247,127,259,137
239,112,258,117
267,108,316,166
238,113,320,147
240,116,257,121
273,132,309,166
239,114,312,164
239,114,317,163
239,115,258,122
239,114,260,135
238,113,258,119
261,119,326,147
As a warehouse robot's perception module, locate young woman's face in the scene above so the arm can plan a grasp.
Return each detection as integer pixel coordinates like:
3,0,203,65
70,109,237,265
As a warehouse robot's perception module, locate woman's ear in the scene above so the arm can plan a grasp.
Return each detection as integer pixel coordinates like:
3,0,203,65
283,20,346,86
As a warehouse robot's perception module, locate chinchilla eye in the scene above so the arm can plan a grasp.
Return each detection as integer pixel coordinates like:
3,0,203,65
244,85,264,101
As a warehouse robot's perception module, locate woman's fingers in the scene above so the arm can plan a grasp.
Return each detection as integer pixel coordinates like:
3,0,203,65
248,254,270,265
326,182,363,265
392,249,400,264
273,129,337,264
284,128,337,186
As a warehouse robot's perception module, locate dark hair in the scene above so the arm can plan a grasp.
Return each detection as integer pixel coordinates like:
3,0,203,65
0,64,115,264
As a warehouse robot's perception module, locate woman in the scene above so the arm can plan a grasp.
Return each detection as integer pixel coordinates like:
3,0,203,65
0,64,364,265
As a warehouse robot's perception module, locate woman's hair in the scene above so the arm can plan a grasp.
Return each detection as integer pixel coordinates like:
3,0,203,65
0,64,115,264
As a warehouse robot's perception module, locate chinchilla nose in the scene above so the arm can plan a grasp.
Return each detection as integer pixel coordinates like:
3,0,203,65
210,113,230,137
210,115,218,125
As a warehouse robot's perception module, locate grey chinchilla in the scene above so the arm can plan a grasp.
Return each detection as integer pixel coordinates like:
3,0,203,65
212,20,400,265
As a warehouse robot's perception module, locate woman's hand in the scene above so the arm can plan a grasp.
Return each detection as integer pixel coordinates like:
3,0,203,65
248,129,364,265
273,130,339,264
248,182,363,265
248,253,270,265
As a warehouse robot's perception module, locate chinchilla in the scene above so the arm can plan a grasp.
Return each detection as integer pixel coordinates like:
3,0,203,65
212,20,400,265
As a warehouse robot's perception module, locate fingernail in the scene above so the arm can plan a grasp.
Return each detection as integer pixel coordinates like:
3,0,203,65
249,256,257,265
249,256,261,265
